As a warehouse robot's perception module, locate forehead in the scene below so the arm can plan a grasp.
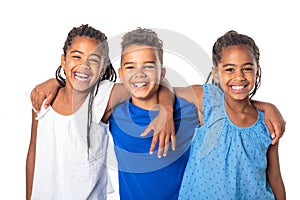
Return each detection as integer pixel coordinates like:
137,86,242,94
68,36,101,54
220,45,255,62
122,45,157,59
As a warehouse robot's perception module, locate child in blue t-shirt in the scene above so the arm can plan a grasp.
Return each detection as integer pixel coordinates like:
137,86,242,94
108,27,199,199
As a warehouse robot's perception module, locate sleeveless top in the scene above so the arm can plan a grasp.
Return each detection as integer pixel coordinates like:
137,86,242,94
31,80,114,200
179,84,274,200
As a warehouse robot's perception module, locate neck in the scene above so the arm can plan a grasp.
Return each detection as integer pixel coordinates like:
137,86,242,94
224,95,258,127
131,95,159,110
53,86,91,115
224,96,253,113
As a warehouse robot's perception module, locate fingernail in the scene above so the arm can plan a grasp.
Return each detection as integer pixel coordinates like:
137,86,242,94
149,151,153,155
271,134,275,139
163,153,167,157
158,155,162,158
172,147,175,150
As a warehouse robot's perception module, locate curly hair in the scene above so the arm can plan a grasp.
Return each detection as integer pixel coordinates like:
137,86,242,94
121,27,164,65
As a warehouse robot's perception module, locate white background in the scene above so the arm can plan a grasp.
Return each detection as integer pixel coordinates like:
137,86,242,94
0,0,298,199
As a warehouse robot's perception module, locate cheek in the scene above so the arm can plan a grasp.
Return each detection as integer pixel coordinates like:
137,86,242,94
122,72,133,84
91,68,101,79
63,68,72,78
146,71,160,83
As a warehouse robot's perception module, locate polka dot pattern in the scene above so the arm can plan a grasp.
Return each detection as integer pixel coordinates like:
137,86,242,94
178,84,274,200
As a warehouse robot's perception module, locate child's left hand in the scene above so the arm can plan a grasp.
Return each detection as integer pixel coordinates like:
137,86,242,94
141,104,175,158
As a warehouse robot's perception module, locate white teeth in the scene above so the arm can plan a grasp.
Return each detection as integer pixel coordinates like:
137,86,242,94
75,72,89,79
231,85,245,90
74,72,90,82
133,82,147,88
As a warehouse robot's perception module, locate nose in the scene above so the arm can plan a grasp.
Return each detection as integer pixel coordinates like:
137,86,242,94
134,66,147,77
234,69,246,81
79,63,91,70
78,58,90,69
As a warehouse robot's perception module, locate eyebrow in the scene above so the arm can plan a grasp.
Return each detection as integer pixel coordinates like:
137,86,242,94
222,62,254,67
70,50,101,59
123,61,156,65
70,50,83,54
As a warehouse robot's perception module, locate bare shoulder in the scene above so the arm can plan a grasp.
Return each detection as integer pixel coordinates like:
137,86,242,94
174,84,203,106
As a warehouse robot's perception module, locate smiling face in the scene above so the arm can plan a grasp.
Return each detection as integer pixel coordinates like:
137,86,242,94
61,36,104,93
213,45,259,101
119,45,165,108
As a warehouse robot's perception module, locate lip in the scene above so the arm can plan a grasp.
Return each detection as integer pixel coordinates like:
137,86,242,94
229,84,248,93
131,82,149,89
73,70,92,82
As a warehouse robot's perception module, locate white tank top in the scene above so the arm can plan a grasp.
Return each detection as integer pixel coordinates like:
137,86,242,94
31,80,114,200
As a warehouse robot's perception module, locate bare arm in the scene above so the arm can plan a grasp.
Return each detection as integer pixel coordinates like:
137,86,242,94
174,84,204,125
31,78,177,158
26,110,38,200
101,83,130,123
252,100,286,144
266,142,286,199
30,78,61,112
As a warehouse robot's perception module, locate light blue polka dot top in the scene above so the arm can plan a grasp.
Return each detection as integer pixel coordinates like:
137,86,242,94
178,84,274,200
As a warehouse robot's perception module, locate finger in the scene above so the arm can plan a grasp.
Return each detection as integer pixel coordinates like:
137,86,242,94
34,91,41,112
44,93,54,109
37,93,45,111
163,135,170,157
157,132,166,158
30,89,38,112
272,123,282,145
171,132,176,150
265,119,275,139
149,134,159,155
157,137,164,158
140,125,153,137
30,88,35,106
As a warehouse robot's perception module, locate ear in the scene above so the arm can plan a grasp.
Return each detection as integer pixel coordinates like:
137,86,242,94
61,54,66,70
160,67,166,80
118,67,123,83
256,65,261,78
212,67,219,83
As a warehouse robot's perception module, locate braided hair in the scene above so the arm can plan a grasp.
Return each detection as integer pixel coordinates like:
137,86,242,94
209,30,261,99
55,24,117,157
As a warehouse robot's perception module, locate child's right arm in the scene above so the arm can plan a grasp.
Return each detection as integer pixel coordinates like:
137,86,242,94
26,110,38,200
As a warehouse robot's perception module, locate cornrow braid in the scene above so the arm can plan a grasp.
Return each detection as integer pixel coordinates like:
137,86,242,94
56,24,117,159
211,30,261,99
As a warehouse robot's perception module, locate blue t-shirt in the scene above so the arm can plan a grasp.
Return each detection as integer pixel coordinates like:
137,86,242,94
109,96,199,200
179,84,274,200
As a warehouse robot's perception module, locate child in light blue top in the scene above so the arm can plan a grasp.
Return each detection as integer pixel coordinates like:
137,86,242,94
177,31,286,199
